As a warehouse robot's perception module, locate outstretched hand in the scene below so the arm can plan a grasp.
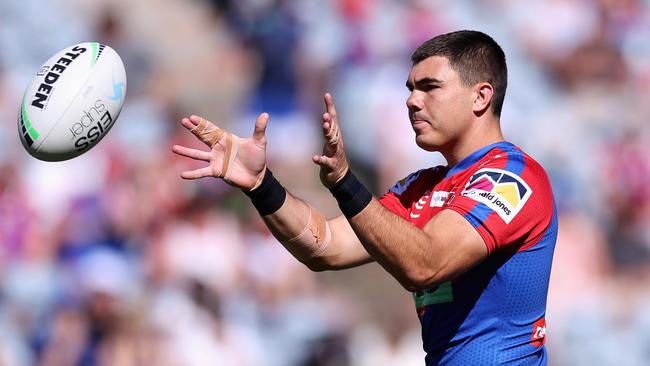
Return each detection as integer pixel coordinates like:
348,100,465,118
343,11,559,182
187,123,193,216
172,113,269,191
313,93,350,188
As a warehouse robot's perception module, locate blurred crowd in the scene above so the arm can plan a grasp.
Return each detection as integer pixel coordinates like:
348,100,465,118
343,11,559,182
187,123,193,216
1,0,650,365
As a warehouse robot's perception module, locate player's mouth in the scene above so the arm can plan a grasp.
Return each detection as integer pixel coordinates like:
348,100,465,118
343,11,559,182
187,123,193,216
410,115,429,129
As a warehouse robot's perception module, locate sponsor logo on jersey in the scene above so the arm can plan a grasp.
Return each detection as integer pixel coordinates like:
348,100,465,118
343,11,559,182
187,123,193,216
530,317,546,347
461,168,532,224
410,190,450,218
413,281,454,316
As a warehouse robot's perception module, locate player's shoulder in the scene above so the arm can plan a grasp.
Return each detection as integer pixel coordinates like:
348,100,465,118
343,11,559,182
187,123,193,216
459,142,555,225
478,142,550,182
465,142,553,204
388,166,446,196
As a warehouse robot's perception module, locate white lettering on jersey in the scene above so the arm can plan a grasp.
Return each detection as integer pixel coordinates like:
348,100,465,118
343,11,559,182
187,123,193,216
429,191,449,208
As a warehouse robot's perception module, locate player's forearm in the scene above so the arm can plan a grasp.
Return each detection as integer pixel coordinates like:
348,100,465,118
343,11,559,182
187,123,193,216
348,199,444,291
329,171,445,290
245,169,368,269
262,192,331,263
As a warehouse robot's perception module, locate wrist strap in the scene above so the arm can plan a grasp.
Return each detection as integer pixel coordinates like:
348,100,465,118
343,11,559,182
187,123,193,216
244,169,286,216
329,170,372,219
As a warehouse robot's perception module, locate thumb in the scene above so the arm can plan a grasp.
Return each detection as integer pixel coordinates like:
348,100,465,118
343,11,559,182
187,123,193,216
312,154,335,169
252,113,269,142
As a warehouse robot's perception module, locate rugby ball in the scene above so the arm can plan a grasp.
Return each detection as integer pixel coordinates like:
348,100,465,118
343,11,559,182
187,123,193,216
18,42,127,161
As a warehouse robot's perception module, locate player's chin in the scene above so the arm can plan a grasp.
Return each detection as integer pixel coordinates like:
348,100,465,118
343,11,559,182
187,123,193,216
414,135,440,152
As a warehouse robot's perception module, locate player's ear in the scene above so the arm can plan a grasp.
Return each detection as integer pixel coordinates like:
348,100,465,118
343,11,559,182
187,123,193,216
473,82,493,115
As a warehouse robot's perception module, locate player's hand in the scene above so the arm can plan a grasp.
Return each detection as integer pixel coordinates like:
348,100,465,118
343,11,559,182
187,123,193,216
172,113,269,191
313,93,350,188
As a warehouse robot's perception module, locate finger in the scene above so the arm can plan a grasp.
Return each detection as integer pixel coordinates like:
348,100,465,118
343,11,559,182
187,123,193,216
172,145,211,162
322,113,336,137
322,117,339,146
313,154,330,165
188,115,204,127
322,114,331,135
252,113,269,142
312,154,335,169
322,112,331,125
187,115,219,132
180,117,198,131
180,166,215,180
184,115,226,147
324,93,339,121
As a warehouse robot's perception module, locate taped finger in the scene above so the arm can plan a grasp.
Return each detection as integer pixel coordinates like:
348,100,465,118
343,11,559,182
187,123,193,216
190,116,226,147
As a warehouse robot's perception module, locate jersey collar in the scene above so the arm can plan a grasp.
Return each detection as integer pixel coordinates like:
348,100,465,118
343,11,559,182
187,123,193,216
445,141,515,178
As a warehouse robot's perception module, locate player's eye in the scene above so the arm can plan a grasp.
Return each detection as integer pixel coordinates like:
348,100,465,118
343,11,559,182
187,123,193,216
421,84,438,92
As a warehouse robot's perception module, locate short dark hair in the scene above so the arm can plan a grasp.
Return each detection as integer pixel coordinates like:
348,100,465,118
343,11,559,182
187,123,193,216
411,30,508,117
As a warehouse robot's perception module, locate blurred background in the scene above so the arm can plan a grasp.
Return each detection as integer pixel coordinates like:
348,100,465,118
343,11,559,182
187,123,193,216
1,0,650,365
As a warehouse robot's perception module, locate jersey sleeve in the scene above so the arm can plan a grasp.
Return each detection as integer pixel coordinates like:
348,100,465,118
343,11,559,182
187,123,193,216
379,169,428,220
446,152,555,254
379,191,409,219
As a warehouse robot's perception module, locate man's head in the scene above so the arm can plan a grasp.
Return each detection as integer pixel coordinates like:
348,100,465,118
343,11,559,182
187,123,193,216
406,30,507,155
411,30,507,117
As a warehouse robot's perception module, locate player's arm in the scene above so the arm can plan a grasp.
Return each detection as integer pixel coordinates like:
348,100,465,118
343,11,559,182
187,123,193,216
314,93,487,290
259,191,373,270
347,197,486,290
172,112,373,269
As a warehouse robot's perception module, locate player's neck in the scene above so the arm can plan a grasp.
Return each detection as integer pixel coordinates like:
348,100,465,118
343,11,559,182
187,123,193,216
444,120,505,167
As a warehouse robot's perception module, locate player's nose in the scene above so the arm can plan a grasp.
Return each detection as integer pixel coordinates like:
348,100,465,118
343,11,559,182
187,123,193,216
406,91,423,112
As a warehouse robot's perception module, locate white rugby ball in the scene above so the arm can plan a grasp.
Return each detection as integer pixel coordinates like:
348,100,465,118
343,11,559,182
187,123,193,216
18,42,127,161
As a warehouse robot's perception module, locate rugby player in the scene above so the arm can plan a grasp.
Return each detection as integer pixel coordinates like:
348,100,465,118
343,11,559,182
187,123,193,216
173,30,557,365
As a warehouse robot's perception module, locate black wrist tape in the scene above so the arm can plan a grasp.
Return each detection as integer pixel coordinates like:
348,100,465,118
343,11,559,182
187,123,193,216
329,170,372,219
244,169,287,216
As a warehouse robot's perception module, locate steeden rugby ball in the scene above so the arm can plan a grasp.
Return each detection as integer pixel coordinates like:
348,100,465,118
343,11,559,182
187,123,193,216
18,42,127,161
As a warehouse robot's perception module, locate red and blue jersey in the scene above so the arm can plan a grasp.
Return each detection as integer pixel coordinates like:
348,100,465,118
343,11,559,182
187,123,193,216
380,141,557,365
